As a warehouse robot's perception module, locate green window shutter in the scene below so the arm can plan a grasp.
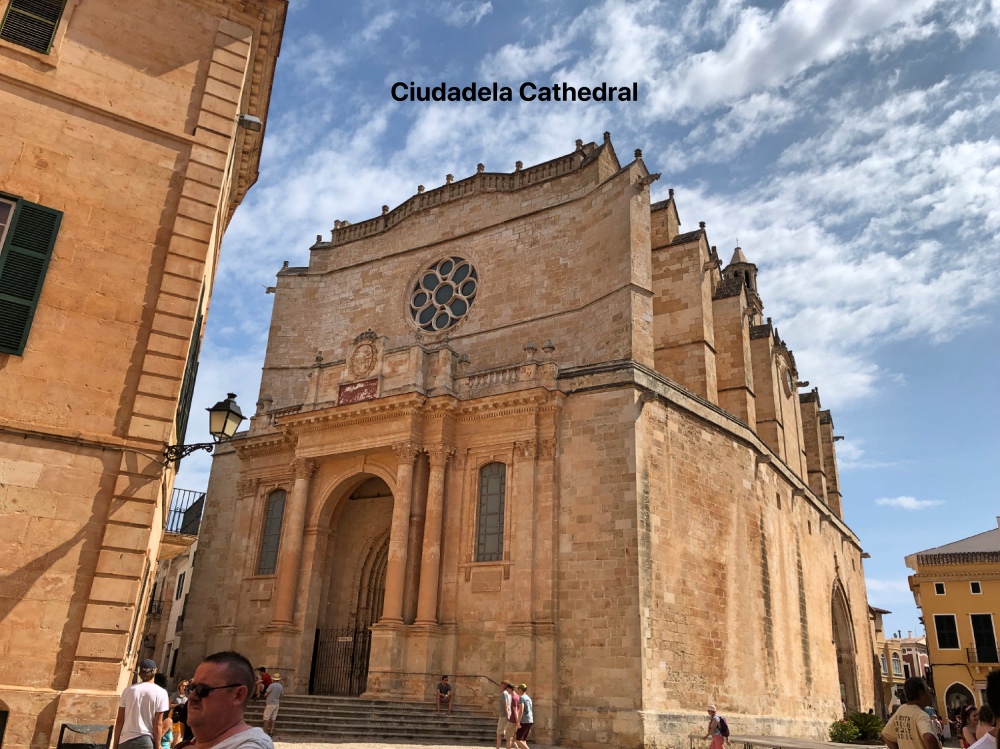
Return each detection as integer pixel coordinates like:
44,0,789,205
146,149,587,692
174,288,205,448
0,0,66,54
0,198,62,355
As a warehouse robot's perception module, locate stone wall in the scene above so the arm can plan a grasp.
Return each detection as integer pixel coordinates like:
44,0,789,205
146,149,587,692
0,2,285,747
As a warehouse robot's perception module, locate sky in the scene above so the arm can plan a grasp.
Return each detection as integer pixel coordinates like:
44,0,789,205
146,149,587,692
176,0,1000,639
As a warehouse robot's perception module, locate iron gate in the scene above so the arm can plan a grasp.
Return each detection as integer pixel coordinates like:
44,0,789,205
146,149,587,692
309,627,372,695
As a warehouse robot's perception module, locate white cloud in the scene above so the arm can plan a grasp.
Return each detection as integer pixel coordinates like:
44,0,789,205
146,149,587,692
442,1,493,27
874,496,945,510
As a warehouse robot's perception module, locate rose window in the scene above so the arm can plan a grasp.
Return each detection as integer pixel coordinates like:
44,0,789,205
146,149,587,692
409,257,478,331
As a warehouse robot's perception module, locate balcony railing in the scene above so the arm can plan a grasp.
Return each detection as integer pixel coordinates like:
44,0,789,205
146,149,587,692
175,615,184,633
147,599,164,617
968,647,999,664
167,488,206,536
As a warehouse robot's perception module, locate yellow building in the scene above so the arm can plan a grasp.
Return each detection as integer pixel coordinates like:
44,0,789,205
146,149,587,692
906,517,1000,718
0,2,285,748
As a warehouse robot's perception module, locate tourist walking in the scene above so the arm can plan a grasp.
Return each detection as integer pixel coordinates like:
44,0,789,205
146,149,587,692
513,684,533,749
703,705,730,749
506,682,521,749
113,660,170,749
882,677,942,749
178,651,272,749
262,674,283,736
496,681,513,749
436,675,453,715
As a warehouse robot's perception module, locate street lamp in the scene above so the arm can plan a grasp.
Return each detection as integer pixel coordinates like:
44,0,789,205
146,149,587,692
164,393,245,465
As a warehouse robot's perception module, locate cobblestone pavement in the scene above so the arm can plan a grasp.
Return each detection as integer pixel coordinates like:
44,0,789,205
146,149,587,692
275,740,555,749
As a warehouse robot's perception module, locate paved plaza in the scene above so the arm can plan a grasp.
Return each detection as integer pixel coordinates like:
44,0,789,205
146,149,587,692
273,741,556,749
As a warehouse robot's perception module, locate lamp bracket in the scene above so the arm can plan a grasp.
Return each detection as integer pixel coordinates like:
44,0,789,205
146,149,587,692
164,442,216,465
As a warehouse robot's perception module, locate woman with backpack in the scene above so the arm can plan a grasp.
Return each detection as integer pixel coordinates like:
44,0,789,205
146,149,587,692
704,705,731,749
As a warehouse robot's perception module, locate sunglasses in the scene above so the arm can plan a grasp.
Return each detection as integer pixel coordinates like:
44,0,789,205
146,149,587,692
188,682,243,699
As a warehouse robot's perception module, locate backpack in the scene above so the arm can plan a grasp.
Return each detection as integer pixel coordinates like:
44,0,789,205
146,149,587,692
717,716,730,738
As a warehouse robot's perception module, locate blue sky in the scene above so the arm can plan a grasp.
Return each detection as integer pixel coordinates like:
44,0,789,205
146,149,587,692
177,0,1000,639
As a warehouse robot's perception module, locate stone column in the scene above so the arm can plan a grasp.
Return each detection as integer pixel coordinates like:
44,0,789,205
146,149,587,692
382,441,419,624
414,445,454,625
272,458,316,626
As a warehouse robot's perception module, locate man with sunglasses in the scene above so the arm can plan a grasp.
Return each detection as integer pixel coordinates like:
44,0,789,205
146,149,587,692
175,651,273,749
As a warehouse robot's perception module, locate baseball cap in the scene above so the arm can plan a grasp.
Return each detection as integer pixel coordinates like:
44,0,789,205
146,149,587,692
140,659,157,671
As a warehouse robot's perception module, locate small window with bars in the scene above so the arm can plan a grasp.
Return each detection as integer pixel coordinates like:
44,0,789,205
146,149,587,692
0,0,66,54
475,462,506,562
257,490,286,575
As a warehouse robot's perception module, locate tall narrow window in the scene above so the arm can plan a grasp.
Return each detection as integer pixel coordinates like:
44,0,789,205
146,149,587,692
257,489,286,575
880,654,888,673
0,195,62,355
0,0,66,54
175,572,185,600
476,463,506,562
891,653,903,677
934,614,959,649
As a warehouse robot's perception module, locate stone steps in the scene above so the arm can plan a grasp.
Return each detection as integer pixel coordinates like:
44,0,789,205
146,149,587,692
244,695,497,744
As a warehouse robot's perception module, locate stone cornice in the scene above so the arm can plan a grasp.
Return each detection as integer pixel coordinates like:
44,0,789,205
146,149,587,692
557,359,863,550
454,389,553,421
275,392,426,433
914,552,1000,567
232,432,295,460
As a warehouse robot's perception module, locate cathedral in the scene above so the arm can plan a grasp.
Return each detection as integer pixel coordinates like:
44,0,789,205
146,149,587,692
179,134,874,747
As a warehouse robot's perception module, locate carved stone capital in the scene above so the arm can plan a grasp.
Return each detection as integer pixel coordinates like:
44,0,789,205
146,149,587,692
292,458,317,480
426,444,455,467
514,440,536,460
537,438,556,460
392,441,420,465
235,477,261,498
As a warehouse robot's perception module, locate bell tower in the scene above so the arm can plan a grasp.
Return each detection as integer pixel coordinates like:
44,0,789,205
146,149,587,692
723,245,763,324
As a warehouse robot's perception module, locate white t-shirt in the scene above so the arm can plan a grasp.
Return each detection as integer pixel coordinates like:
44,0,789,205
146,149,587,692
212,727,274,749
119,681,169,742
969,732,997,749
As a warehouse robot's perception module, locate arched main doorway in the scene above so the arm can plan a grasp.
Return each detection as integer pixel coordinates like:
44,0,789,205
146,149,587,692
945,682,975,714
309,476,392,695
832,584,860,713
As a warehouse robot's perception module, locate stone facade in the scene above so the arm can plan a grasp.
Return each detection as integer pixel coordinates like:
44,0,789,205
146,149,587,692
180,136,875,748
0,2,285,748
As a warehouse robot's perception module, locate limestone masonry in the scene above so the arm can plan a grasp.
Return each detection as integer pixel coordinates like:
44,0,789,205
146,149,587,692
180,135,875,748
0,1,286,748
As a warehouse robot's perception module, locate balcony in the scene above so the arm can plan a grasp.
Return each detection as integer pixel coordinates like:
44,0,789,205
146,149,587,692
147,599,164,617
167,489,205,535
968,647,999,664
159,488,206,560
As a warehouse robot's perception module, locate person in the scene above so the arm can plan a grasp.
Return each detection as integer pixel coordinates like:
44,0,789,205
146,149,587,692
113,659,170,749
262,673,283,736
170,682,189,748
968,670,998,749
253,668,271,701
170,680,189,708
703,705,730,749
436,675,453,715
513,684,533,749
882,677,942,749
962,706,981,749
171,687,194,747
176,651,272,749
153,675,173,749
505,682,521,749
977,706,996,742
496,681,513,749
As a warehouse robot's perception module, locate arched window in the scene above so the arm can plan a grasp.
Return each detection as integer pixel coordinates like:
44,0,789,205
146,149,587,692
476,463,506,562
257,490,286,575
891,653,903,677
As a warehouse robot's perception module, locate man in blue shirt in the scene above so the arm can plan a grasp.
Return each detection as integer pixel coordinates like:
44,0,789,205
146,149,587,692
514,684,533,748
